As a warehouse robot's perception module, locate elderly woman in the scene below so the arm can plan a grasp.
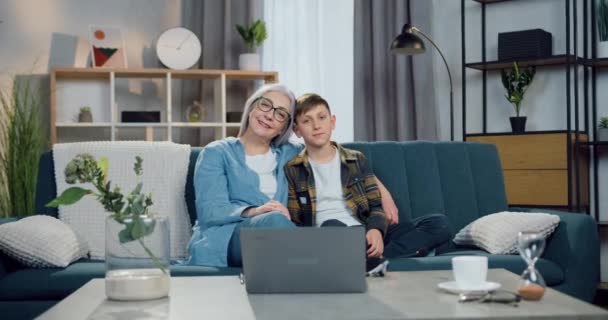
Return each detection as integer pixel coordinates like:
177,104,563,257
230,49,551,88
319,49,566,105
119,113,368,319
186,84,299,267
186,83,402,267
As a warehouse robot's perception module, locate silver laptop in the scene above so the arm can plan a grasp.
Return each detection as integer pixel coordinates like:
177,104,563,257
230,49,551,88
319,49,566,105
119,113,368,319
240,227,367,294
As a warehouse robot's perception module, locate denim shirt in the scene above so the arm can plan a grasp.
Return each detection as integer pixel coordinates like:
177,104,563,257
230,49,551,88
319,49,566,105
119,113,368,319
186,137,303,267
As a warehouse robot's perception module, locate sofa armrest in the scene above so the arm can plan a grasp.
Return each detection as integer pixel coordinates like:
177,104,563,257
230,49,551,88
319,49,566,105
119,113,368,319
0,218,19,280
510,207,599,302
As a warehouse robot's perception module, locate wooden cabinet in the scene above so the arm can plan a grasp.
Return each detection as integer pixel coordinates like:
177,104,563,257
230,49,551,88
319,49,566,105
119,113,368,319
50,67,278,146
467,132,588,208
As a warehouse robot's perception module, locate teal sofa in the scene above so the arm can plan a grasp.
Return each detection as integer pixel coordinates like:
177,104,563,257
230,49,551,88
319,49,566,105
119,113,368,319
0,141,600,319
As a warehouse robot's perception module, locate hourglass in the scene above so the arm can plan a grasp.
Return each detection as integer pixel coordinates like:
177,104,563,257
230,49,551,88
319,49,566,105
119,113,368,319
517,231,546,300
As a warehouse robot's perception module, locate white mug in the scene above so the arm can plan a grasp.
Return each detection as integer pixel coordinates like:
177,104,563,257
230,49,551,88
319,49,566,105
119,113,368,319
452,256,488,290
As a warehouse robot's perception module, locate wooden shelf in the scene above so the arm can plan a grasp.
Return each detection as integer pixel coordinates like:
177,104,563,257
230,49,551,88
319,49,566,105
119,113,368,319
50,67,279,145
465,55,582,71
114,123,169,128
473,0,513,3
585,58,608,68
171,122,223,128
56,122,112,127
52,67,278,82
577,141,608,146
467,130,587,137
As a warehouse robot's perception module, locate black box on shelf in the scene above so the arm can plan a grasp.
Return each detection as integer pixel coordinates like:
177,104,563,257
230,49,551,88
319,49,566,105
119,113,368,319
498,29,552,61
121,111,161,123
226,111,243,123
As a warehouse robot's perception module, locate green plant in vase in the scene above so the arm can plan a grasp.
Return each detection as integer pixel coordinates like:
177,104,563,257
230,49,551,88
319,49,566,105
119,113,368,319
236,19,267,70
47,153,171,300
46,154,167,274
78,106,92,123
236,19,267,53
501,62,536,133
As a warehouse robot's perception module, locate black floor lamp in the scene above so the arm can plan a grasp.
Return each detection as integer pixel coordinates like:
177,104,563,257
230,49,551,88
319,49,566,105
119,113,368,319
390,23,454,141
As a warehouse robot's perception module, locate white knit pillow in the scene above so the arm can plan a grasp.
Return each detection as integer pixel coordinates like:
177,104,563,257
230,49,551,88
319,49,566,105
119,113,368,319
453,211,560,254
53,142,192,260
0,215,89,267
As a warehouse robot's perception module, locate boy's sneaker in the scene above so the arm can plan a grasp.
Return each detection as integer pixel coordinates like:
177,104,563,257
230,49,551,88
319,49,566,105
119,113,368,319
366,257,389,277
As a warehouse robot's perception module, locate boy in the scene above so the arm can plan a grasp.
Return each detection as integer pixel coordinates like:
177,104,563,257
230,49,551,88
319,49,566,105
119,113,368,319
285,94,452,272
284,93,387,272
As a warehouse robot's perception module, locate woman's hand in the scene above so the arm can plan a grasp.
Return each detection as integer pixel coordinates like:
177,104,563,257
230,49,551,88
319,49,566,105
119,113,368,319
244,200,291,220
366,229,384,258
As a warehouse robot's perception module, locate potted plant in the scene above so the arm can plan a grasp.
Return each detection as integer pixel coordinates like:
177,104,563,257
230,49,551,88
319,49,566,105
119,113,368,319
0,77,45,218
501,62,536,133
78,106,93,122
599,116,608,141
236,19,267,70
47,154,170,301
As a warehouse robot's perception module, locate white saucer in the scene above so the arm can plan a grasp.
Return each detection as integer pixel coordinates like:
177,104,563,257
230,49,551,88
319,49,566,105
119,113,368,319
437,281,501,294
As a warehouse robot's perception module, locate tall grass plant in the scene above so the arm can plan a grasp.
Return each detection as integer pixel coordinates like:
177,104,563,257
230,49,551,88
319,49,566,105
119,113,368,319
0,77,45,218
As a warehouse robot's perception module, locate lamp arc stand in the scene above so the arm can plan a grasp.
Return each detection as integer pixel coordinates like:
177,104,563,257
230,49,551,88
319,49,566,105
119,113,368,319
411,27,454,141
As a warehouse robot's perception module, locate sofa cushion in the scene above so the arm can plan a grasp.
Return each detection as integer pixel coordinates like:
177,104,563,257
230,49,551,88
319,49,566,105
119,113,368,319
387,251,564,286
0,261,240,300
0,216,89,268
453,211,560,254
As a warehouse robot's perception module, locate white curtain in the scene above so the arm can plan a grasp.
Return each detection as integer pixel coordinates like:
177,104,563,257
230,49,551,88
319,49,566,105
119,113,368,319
262,0,354,142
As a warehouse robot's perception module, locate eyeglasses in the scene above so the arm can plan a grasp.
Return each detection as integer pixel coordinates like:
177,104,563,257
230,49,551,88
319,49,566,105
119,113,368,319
458,290,521,306
254,97,291,123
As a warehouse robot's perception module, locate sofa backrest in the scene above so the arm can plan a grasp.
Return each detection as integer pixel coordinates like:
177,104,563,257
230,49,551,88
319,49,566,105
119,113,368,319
35,141,508,232
342,141,508,233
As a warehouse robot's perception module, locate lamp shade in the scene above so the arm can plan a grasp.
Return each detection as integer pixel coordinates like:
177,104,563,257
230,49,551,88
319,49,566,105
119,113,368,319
390,24,425,55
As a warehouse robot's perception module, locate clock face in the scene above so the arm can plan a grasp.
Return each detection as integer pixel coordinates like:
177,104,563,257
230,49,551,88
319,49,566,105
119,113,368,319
156,27,201,70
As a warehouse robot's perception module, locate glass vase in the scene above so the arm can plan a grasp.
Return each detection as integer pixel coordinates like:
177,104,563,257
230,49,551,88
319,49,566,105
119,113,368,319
105,215,171,301
186,101,205,122
516,231,546,300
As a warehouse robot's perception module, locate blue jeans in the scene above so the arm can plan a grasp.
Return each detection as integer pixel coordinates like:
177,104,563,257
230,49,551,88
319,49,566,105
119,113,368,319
227,212,295,267
383,213,453,259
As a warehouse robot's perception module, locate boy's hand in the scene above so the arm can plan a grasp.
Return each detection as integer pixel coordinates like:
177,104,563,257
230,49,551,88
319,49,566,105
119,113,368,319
377,179,399,225
247,200,291,220
366,229,384,258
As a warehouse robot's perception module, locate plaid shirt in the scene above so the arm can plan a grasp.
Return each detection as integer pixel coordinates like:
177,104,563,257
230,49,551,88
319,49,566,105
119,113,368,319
284,142,388,235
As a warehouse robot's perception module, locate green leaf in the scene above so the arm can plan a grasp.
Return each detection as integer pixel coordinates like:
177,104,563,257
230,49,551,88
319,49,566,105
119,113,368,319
132,182,143,195
98,157,109,183
134,156,143,176
130,217,155,240
46,187,92,207
118,225,135,243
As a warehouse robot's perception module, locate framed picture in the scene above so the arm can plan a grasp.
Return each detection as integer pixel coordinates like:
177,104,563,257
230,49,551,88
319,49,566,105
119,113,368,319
89,26,127,68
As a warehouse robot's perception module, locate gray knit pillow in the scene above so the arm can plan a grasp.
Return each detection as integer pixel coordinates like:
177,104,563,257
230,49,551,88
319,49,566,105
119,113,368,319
453,211,560,254
0,215,89,267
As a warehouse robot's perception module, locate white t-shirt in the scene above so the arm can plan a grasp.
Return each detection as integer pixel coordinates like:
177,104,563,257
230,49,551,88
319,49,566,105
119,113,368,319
310,149,361,227
245,149,277,199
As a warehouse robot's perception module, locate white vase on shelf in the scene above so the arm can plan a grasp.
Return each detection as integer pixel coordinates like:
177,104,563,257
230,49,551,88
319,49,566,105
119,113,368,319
238,53,260,71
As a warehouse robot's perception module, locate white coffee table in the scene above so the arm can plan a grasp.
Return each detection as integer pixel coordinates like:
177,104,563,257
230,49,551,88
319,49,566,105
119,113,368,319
37,269,608,319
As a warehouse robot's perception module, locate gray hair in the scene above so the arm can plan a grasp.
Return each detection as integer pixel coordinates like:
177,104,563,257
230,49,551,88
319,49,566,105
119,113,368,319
237,83,296,146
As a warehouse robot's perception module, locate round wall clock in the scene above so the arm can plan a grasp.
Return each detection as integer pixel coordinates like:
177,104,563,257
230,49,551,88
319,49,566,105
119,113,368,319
156,27,201,70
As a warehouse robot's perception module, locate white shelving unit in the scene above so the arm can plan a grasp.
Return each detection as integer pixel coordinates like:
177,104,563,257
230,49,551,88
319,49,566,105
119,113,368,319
50,67,278,145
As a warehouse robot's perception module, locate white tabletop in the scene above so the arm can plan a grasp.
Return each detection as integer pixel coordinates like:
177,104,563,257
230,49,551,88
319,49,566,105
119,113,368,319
37,269,608,320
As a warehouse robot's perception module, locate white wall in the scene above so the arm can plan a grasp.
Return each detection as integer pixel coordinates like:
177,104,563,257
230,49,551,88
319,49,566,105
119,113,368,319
430,0,608,281
0,0,180,78
0,0,183,142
